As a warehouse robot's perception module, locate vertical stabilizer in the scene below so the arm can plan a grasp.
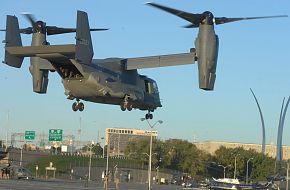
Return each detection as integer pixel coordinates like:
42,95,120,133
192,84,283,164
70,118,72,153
3,15,23,68
75,11,93,65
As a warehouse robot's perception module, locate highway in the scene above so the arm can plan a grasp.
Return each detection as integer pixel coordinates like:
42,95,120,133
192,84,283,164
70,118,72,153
0,179,184,190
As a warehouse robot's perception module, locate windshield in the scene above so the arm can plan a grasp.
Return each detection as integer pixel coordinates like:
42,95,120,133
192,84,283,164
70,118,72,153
152,81,159,93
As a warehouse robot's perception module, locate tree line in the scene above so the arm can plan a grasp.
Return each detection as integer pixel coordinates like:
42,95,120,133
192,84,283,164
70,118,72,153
124,139,288,182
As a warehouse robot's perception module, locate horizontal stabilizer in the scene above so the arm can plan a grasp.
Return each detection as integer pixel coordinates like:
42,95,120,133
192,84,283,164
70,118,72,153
5,44,75,57
123,51,196,70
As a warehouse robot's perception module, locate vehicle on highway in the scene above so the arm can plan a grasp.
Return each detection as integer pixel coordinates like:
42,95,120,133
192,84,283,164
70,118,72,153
9,165,33,179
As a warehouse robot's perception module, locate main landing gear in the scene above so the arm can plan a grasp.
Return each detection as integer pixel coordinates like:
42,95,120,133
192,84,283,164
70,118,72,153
72,100,84,112
145,111,153,120
120,95,133,111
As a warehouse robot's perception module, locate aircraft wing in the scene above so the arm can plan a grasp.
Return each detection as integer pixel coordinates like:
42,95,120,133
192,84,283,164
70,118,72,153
5,44,75,57
123,50,196,70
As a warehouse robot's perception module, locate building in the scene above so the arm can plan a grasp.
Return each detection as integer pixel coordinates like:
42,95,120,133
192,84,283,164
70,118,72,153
195,141,290,160
105,128,158,156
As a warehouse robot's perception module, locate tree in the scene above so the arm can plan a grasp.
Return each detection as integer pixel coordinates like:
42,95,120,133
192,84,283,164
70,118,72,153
92,143,103,156
212,146,275,182
124,138,276,181
82,143,103,156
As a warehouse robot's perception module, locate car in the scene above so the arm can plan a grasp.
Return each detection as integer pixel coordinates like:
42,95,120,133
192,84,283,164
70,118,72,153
182,180,198,188
9,165,33,180
267,174,286,182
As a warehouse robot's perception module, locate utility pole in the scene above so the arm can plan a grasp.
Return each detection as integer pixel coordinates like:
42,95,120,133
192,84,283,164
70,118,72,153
78,117,82,150
246,158,254,184
5,111,10,152
141,118,163,190
286,162,289,190
88,141,94,181
234,154,240,179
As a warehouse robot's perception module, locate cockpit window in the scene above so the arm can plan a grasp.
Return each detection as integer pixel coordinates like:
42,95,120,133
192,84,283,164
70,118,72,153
145,80,159,94
152,81,159,93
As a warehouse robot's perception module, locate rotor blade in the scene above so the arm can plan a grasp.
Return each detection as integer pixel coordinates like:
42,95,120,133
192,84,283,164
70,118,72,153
0,27,33,34
46,26,108,35
19,27,33,34
146,2,202,27
182,24,198,28
22,13,37,26
215,15,288,25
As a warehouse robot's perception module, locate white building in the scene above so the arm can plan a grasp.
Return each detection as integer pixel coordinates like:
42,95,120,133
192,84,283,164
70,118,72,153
105,128,158,156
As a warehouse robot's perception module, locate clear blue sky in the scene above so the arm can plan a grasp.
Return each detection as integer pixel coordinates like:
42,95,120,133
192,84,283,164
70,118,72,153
0,0,290,146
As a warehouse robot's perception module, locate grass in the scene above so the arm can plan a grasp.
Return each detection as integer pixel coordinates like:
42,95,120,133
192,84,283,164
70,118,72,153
26,155,145,178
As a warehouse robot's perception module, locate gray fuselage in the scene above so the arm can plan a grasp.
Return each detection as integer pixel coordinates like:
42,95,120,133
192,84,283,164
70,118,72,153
57,58,162,111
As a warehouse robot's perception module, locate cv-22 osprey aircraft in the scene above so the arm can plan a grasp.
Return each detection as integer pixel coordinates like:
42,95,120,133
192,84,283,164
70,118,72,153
2,4,287,119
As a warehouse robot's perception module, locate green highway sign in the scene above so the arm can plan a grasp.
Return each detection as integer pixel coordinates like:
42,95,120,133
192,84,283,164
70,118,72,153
49,129,63,141
25,131,35,140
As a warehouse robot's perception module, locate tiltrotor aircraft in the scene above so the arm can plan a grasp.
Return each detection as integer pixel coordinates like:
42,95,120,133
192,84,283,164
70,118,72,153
2,4,287,119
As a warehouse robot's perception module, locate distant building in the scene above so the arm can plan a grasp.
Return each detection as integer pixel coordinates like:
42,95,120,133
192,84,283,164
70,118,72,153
195,141,290,160
105,128,158,156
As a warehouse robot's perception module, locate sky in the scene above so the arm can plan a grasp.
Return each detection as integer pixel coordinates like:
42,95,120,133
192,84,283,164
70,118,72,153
0,0,290,146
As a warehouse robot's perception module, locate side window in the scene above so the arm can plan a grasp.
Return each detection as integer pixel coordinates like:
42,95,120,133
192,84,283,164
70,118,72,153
145,80,158,94
145,80,150,93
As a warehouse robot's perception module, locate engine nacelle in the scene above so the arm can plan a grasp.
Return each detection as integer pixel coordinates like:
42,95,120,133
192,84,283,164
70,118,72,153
195,24,219,91
29,57,49,94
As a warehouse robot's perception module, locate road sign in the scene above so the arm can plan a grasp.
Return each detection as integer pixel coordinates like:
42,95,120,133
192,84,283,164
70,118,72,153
25,131,35,140
49,129,63,141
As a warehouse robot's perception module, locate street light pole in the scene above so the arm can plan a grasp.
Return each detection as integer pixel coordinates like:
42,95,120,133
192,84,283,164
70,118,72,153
246,158,253,184
141,118,163,190
20,144,23,166
88,141,94,181
148,130,153,189
5,111,9,152
101,137,105,158
218,164,231,179
234,154,240,179
286,162,289,190
106,138,109,175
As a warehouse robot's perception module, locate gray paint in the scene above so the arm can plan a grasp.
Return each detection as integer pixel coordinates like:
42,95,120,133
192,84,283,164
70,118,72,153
30,32,49,93
3,6,286,116
75,11,93,65
3,11,163,115
125,52,195,70
195,24,218,90
3,15,23,68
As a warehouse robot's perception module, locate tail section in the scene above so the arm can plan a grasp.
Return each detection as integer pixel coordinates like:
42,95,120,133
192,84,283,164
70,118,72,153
2,11,94,94
3,15,23,68
75,10,93,65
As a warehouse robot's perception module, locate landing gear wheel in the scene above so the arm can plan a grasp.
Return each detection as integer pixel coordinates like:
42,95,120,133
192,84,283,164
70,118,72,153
145,114,149,120
78,102,84,112
120,105,126,111
120,95,133,111
127,105,133,111
72,102,78,112
145,113,153,120
149,114,153,120
72,101,85,112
